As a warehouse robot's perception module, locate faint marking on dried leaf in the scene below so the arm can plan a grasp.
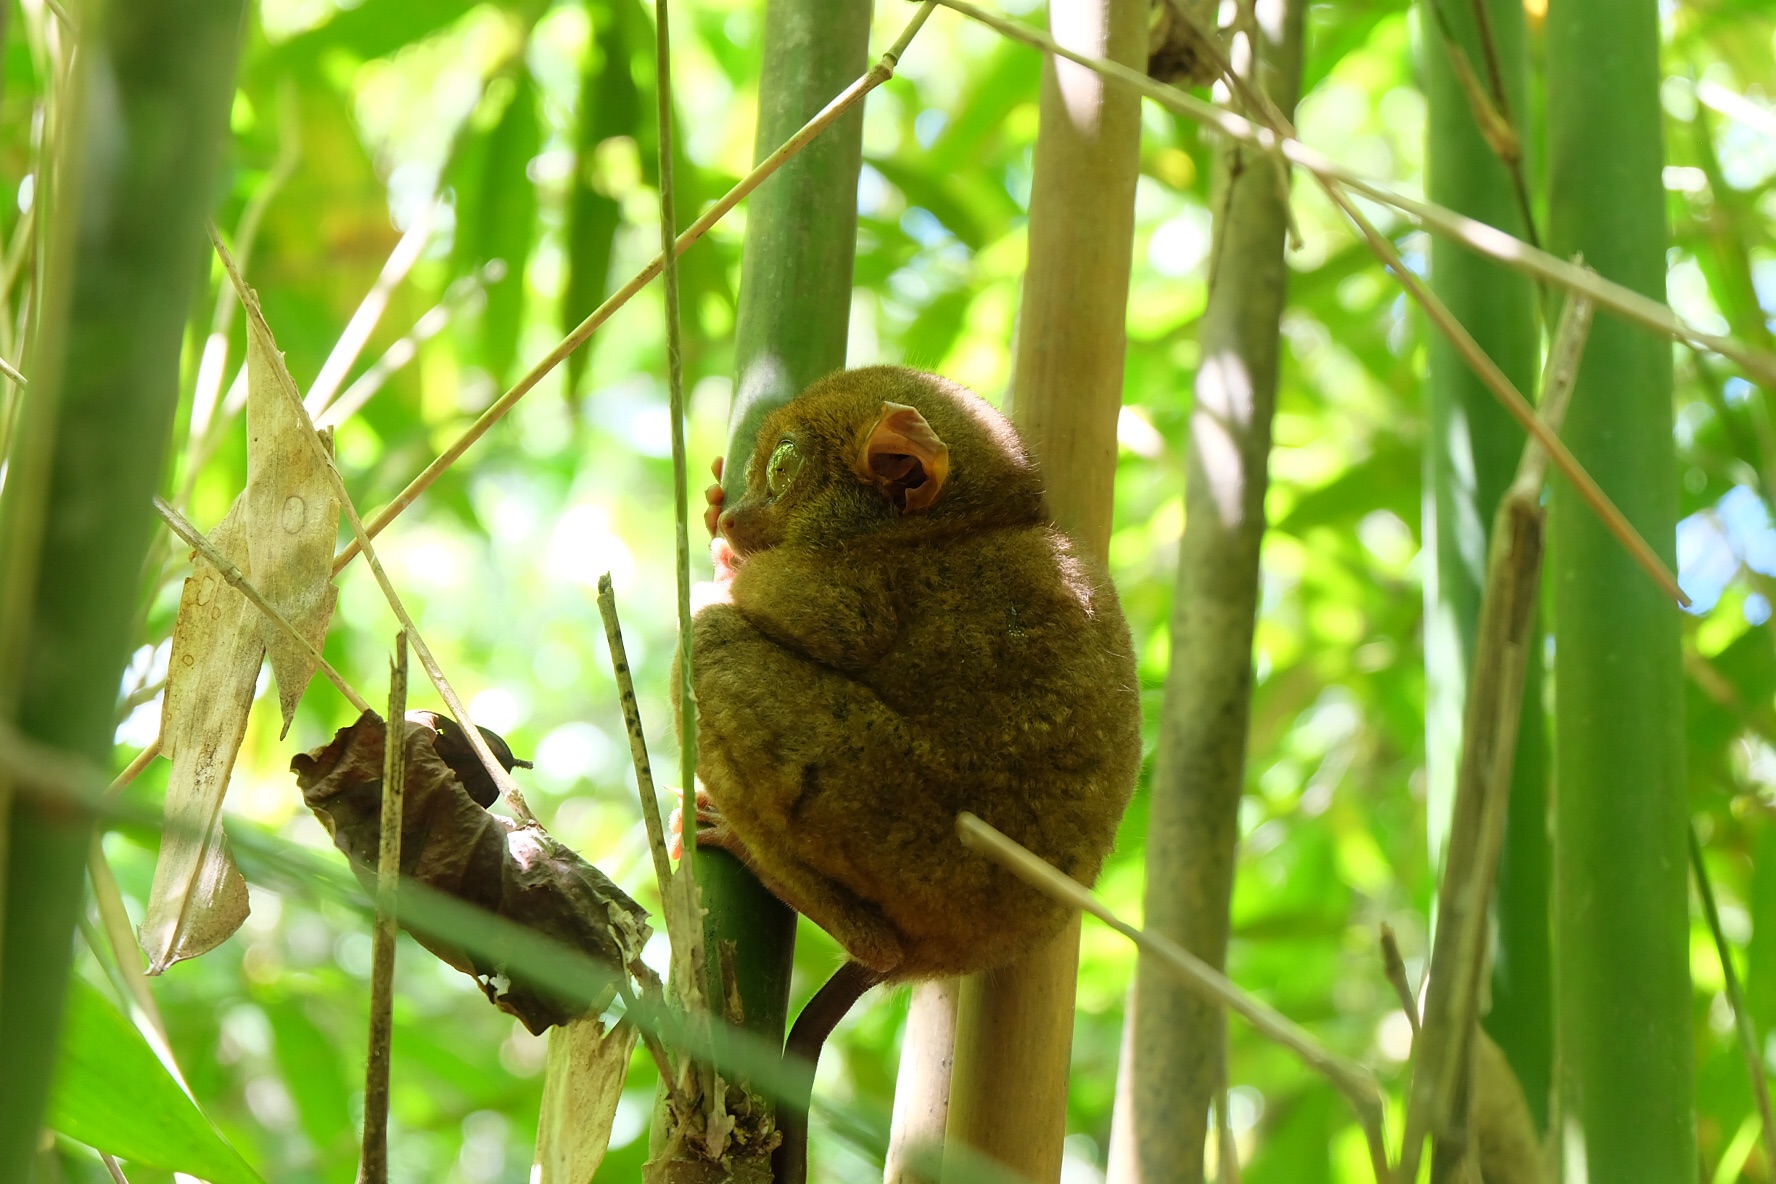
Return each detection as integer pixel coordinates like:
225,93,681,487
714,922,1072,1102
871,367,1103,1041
141,501,258,973
244,296,340,738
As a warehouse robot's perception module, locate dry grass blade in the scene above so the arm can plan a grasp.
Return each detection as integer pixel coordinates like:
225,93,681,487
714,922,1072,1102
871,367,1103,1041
241,290,344,737
182,106,301,508
358,632,407,1184
86,841,181,1080
955,813,1392,1183
139,500,258,972
208,227,541,829
317,267,494,431
328,0,940,576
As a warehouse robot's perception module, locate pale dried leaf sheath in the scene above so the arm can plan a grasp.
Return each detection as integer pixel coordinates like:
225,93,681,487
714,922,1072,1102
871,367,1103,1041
245,304,341,738
534,1015,639,1184
140,501,257,972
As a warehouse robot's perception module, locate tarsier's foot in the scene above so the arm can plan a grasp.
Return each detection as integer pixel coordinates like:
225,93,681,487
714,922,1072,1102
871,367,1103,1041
667,785,744,861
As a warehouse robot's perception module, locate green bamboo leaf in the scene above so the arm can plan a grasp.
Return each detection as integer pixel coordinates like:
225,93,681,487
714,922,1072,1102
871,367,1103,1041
49,978,264,1184
449,69,541,386
563,0,641,399
265,0,483,68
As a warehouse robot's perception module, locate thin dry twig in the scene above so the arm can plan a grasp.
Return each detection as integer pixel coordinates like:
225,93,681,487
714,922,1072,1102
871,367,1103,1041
106,743,160,797
1141,0,1299,247
933,0,1690,610
1379,924,1421,1038
358,631,408,1184
115,676,166,724
956,813,1392,1183
1690,825,1776,1176
594,575,673,906
328,1,940,576
208,226,540,828
151,495,370,714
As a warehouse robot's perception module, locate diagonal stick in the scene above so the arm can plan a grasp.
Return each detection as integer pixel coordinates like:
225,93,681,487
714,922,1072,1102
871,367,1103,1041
329,3,939,576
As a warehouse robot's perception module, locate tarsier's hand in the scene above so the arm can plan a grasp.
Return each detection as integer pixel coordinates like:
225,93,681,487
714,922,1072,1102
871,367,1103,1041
703,456,724,538
667,784,735,861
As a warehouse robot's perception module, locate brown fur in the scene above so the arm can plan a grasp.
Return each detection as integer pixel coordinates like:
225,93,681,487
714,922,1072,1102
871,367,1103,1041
685,366,1142,980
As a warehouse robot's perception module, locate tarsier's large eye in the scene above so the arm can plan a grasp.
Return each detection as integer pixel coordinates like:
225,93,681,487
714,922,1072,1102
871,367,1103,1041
766,438,803,496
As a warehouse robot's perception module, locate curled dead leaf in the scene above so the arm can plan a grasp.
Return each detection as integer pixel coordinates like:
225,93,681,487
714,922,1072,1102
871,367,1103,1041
291,710,650,1034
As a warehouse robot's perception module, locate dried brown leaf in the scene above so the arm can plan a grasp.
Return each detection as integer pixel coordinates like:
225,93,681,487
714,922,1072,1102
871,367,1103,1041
141,501,258,972
534,1015,640,1184
291,711,651,1033
243,289,341,738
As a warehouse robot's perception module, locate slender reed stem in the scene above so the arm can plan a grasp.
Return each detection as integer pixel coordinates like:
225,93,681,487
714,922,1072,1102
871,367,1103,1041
357,632,408,1184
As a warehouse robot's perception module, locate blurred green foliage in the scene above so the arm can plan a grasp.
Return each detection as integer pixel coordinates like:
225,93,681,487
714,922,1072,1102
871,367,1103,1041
11,0,1776,1179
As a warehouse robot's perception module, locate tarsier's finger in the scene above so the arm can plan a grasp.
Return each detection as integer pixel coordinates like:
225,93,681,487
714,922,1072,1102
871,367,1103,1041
704,481,725,537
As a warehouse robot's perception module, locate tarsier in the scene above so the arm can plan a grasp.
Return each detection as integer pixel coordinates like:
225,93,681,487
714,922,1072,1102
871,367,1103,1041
678,365,1142,1178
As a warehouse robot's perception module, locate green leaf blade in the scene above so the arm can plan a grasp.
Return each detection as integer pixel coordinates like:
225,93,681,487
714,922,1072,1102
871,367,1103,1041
49,979,266,1184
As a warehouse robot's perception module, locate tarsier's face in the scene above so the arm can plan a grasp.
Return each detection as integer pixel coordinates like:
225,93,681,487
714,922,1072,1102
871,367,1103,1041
716,395,949,557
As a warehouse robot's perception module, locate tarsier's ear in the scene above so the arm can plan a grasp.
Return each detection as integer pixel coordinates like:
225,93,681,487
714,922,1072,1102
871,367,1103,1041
854,401,950,512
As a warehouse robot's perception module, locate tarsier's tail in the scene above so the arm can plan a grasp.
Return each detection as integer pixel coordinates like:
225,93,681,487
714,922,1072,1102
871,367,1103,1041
774,959,886,1184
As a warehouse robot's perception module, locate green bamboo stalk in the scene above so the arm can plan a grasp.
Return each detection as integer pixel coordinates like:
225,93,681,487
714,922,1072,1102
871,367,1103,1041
645,0,871,1177
1420,0,1550,1133
0,1,247,1177
1119,3,1304,1182
710,0,871,1040
1547,0,1693,1174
